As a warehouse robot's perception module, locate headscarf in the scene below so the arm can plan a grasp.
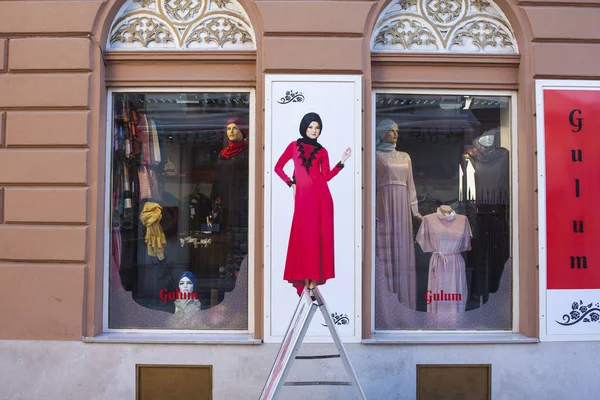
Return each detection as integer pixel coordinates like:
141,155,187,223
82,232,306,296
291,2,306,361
226,117,248,139
179,271,198,290
376,119,398,152
299,112,323,146
468,128,501,162
219,118,249,159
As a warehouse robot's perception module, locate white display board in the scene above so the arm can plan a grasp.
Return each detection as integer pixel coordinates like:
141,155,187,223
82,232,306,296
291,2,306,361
264,75,362,343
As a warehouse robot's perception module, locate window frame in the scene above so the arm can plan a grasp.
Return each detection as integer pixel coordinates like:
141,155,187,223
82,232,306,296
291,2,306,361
102,87,256,335
370,88,520,336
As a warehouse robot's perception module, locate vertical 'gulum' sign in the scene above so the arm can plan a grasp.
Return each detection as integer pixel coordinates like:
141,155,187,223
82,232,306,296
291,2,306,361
545,92,600,288
543,87,600,338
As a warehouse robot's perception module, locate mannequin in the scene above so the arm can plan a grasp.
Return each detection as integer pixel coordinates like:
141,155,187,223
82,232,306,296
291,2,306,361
190,118,249,308
416,205,472,314
460,128,510,304
174,271,202,315
375,119,421,309
274,112,352,297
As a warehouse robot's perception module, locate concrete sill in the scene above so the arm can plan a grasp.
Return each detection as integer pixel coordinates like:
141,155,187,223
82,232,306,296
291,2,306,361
363,332,539,345
83,332,262,345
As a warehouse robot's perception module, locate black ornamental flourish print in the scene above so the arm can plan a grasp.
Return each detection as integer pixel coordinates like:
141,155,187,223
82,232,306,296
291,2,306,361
556,300,600,326
321,312,350,327
277,90,305,105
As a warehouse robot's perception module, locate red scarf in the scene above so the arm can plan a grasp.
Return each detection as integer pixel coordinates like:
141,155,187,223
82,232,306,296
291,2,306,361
219,140,248,159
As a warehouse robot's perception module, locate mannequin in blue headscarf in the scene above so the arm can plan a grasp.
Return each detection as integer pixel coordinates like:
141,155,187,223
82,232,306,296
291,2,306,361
174,271,202,315
375,119,421,310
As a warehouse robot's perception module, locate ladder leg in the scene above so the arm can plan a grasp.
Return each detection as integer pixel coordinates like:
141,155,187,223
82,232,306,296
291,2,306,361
314,287,367,400
259,290,318,400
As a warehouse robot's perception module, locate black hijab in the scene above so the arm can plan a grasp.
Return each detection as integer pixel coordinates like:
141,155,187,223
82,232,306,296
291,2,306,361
296,112,323,173
299,112,323,146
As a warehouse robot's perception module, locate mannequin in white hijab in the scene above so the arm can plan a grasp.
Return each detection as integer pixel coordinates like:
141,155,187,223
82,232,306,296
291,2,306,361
375,118,421,310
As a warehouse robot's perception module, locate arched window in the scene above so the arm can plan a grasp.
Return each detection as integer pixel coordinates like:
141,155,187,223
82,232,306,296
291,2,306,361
107,0,256,50
371,0,517,53
103,0,256,334
369,0,519,334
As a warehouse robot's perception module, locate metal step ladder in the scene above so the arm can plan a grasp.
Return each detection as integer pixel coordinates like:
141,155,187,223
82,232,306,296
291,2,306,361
259,287,366,400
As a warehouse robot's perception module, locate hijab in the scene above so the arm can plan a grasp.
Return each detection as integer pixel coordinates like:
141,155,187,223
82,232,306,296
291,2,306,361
179,271,198,290
219,118,249,159
298,112,323,147
467,128,502,163
296,112,323,173
376,119,397,152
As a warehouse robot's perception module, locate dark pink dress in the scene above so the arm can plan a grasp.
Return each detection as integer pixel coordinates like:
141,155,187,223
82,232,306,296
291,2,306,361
274,140,344,294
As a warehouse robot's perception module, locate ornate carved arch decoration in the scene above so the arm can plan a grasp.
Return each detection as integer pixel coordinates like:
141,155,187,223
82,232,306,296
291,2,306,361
107,0,256,50
371,0,518,54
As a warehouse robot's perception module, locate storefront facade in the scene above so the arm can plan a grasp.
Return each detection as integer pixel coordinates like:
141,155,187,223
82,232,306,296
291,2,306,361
1,0,600,398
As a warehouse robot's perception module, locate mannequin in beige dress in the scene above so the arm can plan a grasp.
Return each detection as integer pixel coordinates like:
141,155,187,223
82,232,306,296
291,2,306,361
375,119,421,309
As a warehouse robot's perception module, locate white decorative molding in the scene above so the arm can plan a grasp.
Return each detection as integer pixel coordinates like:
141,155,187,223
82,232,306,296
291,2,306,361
371,0,518,53
107,0,256,50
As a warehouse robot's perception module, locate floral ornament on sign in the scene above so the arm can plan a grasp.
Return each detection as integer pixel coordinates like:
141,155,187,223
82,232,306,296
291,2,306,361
556,300,600,326
321,312,350,327
277,90,305,105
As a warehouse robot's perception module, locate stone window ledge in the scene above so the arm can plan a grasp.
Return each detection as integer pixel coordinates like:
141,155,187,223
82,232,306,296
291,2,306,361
363,332,538,345
83,332,261,345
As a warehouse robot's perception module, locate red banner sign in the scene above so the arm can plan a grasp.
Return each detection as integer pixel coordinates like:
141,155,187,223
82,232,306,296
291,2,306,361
545,89,600,289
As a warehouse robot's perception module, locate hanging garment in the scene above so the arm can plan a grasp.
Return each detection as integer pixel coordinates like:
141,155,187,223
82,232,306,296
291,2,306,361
463,142,510,299
149,118,161,165
416,209,472,314
140,114,151,165
201,145,250,299
139,202,167,260
375,150,420,309
274,140,344,295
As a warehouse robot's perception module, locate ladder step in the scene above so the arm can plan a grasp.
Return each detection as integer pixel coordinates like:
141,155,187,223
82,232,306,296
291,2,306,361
284,381,352,387
295,354,341,360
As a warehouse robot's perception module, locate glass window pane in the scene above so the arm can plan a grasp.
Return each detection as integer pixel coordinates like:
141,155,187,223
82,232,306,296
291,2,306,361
374,93,512,331
108,91,250,330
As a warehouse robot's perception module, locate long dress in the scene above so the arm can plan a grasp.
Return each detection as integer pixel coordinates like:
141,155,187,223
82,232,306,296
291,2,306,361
462,146,510,300
189,147,249,306
375,151,419,309
416,210,472,314
274,140,344,294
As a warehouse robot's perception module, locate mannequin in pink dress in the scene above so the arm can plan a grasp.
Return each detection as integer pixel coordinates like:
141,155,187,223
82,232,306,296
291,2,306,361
416,205,472,314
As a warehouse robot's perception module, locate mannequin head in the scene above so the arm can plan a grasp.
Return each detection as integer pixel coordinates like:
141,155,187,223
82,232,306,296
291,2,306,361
376,119,398,146
299,112,323,140
225,118,248,142
478,134,494,147
226,123,243,142
178,271,197,293
382,125,399,144
476,127,500,148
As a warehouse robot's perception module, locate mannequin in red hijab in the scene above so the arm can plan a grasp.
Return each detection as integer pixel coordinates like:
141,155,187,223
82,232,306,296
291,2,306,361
207,118,250,305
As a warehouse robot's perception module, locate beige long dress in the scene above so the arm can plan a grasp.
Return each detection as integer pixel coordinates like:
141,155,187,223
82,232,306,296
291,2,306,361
416,209,472,314
376,151,419,309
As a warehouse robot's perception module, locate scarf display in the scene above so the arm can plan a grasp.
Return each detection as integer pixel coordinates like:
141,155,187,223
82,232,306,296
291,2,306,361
467,130,503,163
219,140,249,159
140,202,167,260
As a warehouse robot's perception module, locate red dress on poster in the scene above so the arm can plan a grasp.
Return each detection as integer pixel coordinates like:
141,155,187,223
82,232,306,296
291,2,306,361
274,113,348,295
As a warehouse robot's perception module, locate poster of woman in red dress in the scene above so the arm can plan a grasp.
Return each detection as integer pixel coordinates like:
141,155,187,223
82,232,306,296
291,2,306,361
274,112,352,296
